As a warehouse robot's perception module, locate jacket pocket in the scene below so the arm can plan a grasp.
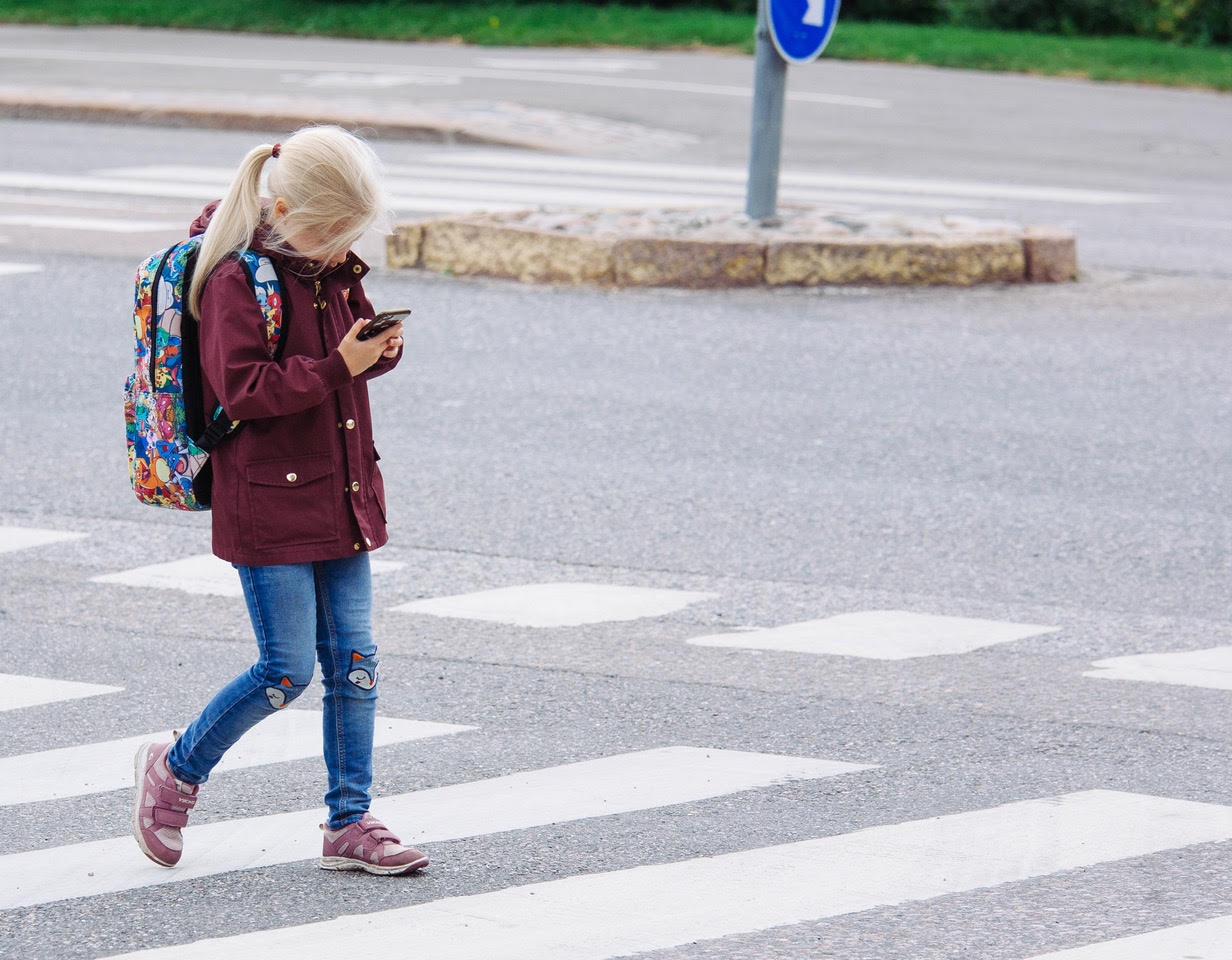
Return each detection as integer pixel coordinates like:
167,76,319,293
370,456,388,522
245,454,339,550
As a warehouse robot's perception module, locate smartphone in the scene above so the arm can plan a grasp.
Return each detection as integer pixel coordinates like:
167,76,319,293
357,309,411,341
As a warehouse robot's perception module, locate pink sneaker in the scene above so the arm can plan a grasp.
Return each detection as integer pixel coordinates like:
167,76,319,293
320,813,429,875
132,741,199,867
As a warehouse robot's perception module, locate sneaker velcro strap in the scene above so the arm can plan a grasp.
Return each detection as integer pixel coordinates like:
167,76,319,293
152,806,190,828
156,783,198,808
360,824,400,846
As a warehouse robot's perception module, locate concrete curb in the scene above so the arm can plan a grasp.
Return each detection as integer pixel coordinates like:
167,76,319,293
0,88,697,155
0,88,519,145
388,215,1078,288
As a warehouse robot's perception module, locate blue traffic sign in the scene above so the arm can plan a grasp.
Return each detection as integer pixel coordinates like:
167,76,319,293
767,0,841,65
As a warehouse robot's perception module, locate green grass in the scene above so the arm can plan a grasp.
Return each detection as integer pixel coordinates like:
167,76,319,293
2,1,1230,91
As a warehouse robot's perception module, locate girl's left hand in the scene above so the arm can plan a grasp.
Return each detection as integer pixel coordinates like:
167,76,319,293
382,335,403,359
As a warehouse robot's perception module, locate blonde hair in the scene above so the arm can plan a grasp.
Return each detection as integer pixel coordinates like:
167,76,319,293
188,125,386,316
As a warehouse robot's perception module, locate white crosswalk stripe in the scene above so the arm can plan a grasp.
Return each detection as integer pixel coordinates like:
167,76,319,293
1022,915,1232,959
98,791,1232,960
91,553,405,597
0,747,871,909
392,582,716,627
1084,646,1232,691
0,673,122,712
0,524,86,554
687,610,1058,659
0,261,42,276
0,712,474,807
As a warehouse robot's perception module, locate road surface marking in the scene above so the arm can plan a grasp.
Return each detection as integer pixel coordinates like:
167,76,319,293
0,261,42,276
90,163,1002,211
392,582,716,627
0,48,891,108
0,746,870,909
475,57,659,73
101,790,1232,960
426,150,1165,205
289,71,462,88
688,610,1057,659
1022,915,1232,959
0,673,122,712
0,712,475,806
0,524,86,554
0,213,181,232
91,553,404,597
1085,646,1232,691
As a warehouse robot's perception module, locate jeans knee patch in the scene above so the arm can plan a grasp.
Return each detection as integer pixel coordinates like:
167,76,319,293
264,676,307,709
345,651,378,693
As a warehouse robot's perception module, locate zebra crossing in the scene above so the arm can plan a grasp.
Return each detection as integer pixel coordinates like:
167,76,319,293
0,147,1162,249
2,519,1229,958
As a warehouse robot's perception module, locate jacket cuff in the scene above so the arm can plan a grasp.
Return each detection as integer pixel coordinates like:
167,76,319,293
314,351,355,392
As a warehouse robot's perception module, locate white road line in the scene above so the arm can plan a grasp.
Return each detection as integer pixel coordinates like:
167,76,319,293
1022,915,1232,959
417,151,1165,205
475,57,659,73
0,48,892,108
0,746,870,909
87,164,1001,211
101,790,1232,960
0,673,122,712
1085,647,1232,691
0,712,474,807
6,167,997,216
0,213,181,232
0,261,42,276
392,582,716,627
0,524,86,554
0,171,219,201
688,610,1058,660
91,553,404,597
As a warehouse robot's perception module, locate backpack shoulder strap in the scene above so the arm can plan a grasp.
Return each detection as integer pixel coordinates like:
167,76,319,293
195,250,288,452
234,250,287,360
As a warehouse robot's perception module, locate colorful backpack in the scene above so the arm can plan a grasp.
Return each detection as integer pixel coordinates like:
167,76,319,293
125,236,285,511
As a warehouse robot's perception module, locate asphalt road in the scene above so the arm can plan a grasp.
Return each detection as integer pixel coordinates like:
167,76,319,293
0,24,1231,960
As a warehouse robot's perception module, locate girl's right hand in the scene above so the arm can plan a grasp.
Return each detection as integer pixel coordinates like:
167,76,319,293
338,318,404,377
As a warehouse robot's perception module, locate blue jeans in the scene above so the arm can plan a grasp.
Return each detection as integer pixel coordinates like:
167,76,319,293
167,553,379,829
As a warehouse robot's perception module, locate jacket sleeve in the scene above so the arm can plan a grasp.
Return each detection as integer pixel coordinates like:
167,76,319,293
349,280,404,383
200,263,354,420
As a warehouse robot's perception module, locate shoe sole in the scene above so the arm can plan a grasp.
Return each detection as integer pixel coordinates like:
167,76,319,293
319,855,429,875
131,743,176,869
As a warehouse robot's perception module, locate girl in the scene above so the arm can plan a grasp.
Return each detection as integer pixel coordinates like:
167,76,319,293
132,126,426,875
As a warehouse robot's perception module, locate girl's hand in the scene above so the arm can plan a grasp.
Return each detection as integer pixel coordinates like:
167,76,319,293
381,334,403,359
338,318,404,377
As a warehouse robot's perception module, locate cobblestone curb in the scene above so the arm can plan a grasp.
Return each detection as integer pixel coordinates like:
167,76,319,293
388,208,1077,287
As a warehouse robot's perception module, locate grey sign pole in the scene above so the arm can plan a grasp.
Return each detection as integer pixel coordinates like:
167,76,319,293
745,0,787,220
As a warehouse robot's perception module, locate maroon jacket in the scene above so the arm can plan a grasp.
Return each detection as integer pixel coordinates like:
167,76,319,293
191,203,401,566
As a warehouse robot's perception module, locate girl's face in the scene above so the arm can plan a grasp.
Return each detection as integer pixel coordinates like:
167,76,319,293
272,198,359,267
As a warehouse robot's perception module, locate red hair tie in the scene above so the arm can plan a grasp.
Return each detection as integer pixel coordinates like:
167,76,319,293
271,143,281,159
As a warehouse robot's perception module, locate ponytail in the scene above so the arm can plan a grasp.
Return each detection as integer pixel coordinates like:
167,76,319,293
187,143,275,317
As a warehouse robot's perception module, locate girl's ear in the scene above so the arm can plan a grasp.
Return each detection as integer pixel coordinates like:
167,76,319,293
272,197,290,220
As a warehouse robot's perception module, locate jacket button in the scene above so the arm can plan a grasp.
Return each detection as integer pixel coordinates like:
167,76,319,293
337,421,343,429
345,419,356,430
352,264,362,274
286,473,297,483
353,542,361,551
350,481,360,492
